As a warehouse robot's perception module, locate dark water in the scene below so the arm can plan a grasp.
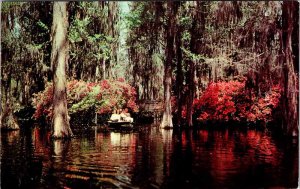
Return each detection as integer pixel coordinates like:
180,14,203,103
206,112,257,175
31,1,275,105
1,125,298,189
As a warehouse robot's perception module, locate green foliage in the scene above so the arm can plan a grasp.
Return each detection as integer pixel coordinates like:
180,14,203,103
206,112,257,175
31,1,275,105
182,47,206,62
1,2,23,13
67,2,121,80
179,16,192,28
69,85,102,113
124,2,145,29
125,2,165,100
37,20,49,31
1,2,52,108
69,17,90,43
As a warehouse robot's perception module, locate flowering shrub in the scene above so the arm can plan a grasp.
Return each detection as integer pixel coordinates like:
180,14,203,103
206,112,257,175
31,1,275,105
193,80,282,123
32,79,139,121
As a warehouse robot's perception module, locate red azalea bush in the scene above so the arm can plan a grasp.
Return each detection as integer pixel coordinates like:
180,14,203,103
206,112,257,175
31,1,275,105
32,79,139,121
193,79,282,123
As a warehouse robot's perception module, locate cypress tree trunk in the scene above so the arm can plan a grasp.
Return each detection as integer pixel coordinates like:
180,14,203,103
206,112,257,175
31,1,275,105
51,2,73,138
281,1,299,136
186,2,206,127
186,61,195,127
161,2,177,128
175,27,183,126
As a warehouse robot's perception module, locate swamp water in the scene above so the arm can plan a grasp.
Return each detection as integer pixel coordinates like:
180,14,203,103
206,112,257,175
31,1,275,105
1,125,298,188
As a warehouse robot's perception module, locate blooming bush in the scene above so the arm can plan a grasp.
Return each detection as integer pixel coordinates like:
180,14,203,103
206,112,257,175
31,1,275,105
32,79,139,121
193,79,282,123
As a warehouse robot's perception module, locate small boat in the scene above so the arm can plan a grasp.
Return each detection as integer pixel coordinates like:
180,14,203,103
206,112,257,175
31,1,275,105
107,120,134,129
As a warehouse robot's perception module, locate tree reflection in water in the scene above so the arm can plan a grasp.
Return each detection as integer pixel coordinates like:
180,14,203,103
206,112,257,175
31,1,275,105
1,126,298,188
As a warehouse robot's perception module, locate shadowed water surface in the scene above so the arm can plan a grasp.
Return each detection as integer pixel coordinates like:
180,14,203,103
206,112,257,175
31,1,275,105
1,125,298,189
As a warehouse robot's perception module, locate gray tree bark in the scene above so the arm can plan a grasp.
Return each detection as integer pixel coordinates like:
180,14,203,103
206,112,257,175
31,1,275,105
281,1,299,136
51,2,73,138
161,2,179,128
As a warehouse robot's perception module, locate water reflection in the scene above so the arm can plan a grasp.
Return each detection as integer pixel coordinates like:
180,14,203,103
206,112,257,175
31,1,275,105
1,126,298,189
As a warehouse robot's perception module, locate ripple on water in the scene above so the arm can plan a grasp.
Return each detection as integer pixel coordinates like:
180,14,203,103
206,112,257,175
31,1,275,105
0,126,298,189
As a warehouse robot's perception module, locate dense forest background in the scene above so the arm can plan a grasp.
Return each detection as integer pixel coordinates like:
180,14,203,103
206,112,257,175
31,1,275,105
1,2,299,136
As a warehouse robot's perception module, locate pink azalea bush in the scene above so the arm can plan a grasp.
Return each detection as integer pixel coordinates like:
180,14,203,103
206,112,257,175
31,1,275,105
32,79,139,122
193,79,282,123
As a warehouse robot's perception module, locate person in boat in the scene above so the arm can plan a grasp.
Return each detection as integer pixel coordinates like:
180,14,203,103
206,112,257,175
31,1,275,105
110,109,121,122
120,108,134,123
